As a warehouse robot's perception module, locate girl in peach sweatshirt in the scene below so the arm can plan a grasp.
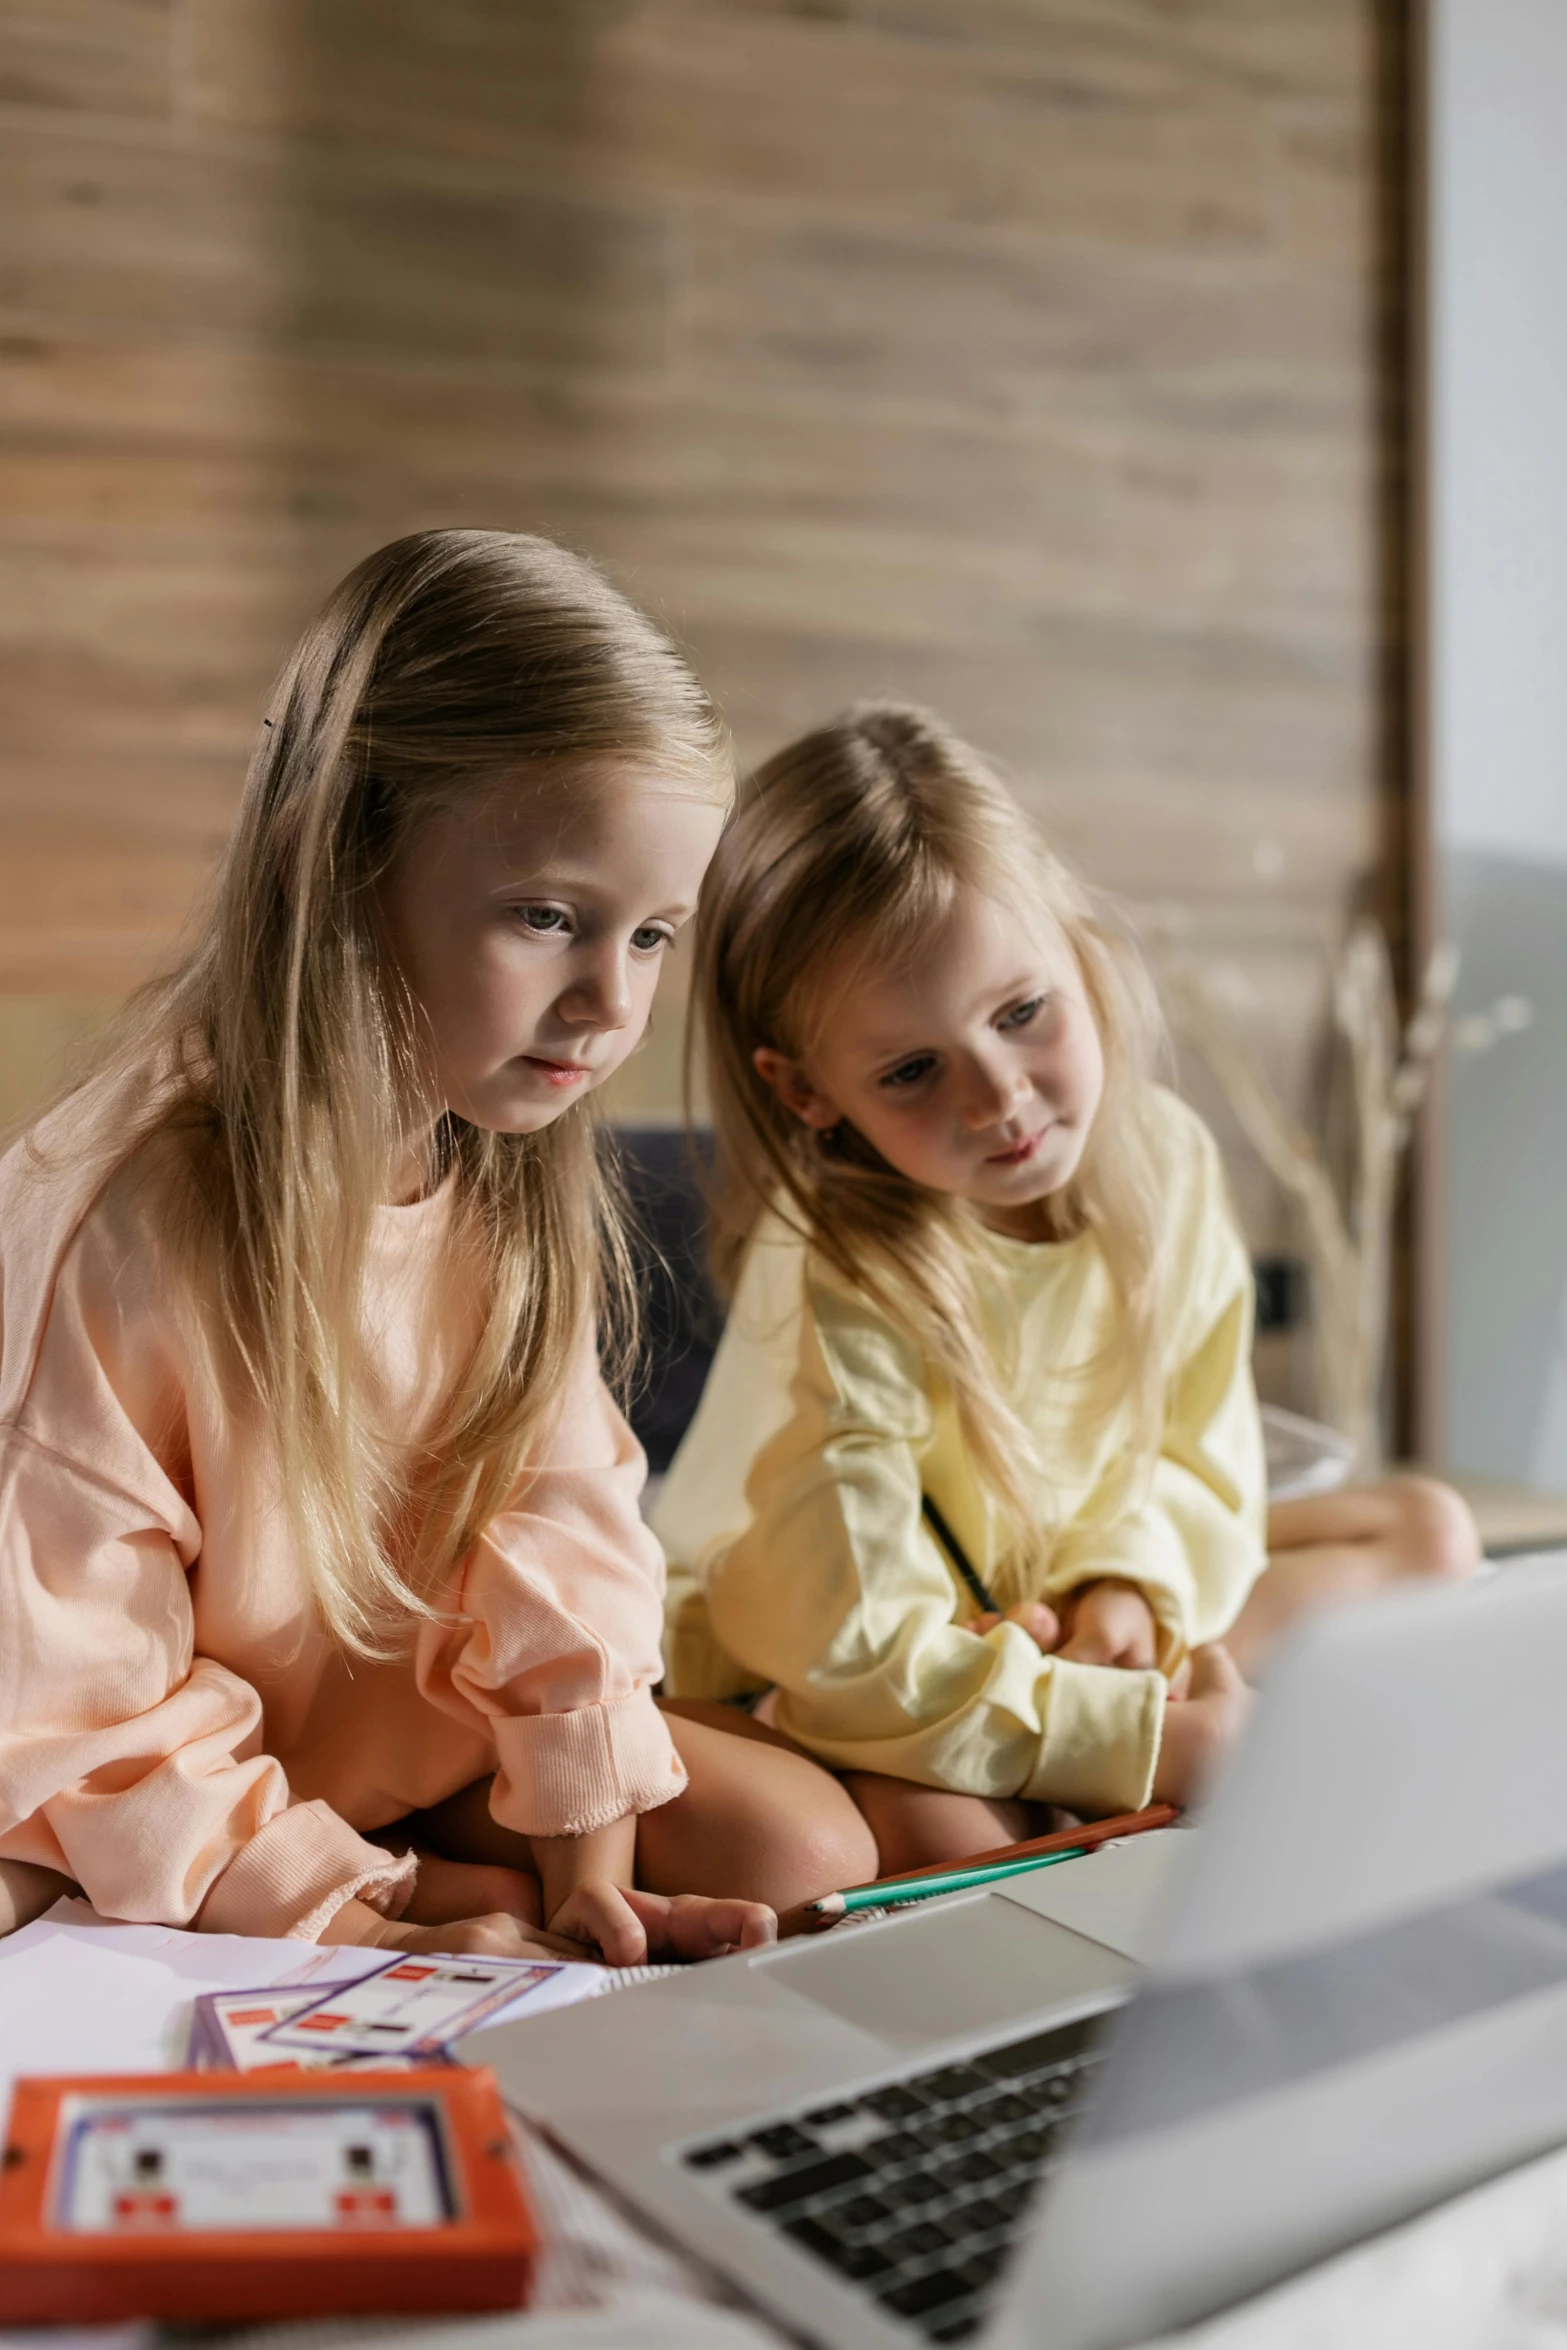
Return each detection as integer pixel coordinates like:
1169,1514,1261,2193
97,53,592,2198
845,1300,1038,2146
0,531,876,1963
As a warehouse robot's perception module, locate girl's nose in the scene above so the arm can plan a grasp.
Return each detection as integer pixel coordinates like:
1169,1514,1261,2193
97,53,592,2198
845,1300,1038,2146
960,1055,1022,1129
559,946,633,1031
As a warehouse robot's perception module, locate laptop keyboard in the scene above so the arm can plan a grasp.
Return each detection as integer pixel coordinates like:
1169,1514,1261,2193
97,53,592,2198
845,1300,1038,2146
677,2011,1107,2342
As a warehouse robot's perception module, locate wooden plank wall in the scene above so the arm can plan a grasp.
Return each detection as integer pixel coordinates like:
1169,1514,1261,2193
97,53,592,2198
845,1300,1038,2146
0,1,1401,1405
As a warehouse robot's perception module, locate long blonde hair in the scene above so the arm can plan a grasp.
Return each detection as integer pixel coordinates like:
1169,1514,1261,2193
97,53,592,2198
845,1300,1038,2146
693,702,1166,1598
33,529,730,1654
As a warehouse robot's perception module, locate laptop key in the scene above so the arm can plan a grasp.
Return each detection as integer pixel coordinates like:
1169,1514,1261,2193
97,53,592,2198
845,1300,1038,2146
737,2151,871,2213
881,2268,972,2319
990,2179,1037,2221
861,2083,927,2121
949,2194,1009,2237
911,2063,992,2104
1020,2076,1076,2115
834,2190,896,2230
748,2123,818,2162
783,2216,894,2281
881,2172,946,2209
864,2129,926,2167
803,2102,856,2126
885,2218,952,2262
967,2090,1032,2128
979,2020,1099,2081
684,2140,743,2169
928,2318,983,2344
941,2148,1004,2187
920,2110,985,2146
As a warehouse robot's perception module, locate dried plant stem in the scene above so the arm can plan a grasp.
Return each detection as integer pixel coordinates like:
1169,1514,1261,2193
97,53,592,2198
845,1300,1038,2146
1168,922,1458,1474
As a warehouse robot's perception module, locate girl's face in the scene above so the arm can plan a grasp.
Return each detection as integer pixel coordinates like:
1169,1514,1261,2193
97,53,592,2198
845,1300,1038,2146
383,765,725,1141
757,887,1105,1238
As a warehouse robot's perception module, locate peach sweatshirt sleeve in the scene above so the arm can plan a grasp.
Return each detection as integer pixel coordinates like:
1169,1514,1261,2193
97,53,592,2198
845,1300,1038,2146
417,1331,687,1839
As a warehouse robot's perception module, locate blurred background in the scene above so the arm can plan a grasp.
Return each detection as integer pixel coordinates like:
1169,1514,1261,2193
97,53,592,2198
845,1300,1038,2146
0,2,1561,1512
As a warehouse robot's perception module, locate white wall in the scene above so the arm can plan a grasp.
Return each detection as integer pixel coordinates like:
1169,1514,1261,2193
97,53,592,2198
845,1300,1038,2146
1429,0,1567,1489
1431,0,1567,870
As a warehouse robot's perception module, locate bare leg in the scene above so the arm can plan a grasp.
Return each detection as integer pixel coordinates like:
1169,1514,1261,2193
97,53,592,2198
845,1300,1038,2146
399,1701,878,1920
660,1700,1051,1879
639,1709,879,1909
364,1828,546,1932
1227,1474,1481,1677
0,1859,74,1938
838,1774,1037,1879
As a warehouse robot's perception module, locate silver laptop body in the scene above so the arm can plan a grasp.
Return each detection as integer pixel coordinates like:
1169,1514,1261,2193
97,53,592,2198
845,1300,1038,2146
464,1561,1567,2349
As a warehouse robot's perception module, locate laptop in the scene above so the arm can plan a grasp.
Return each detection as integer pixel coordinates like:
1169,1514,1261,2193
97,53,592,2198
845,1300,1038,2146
463,1560,1567,2348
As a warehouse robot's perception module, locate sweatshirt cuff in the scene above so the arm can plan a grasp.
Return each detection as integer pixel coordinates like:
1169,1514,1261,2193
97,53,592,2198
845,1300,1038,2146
1024,1660,1166,1815
197,1800,418,1941
490,1688,688,1837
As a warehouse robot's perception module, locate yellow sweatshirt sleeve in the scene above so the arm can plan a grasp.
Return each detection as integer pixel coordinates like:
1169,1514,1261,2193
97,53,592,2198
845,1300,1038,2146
702,1273,1166,1818
1040,1118,1268,1669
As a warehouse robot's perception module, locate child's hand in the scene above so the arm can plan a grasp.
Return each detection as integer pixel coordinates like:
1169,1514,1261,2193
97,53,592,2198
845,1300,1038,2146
322,1898,588,1961
1057,1579,1159,1670
1151,1643,1251,1808
548,1881,777,1967
970,1600,1062,1650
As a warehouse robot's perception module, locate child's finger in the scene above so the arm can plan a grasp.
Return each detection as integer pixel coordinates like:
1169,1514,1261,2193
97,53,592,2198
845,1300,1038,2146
659,1893,776,1958
1057,1600,1128,1665
1006,1601,1062,1650
1058,1624,1114,1664
623,1889,777,1961
1186,1641,1245,1700
553,1883,648,1967
1059,1587,1156,1669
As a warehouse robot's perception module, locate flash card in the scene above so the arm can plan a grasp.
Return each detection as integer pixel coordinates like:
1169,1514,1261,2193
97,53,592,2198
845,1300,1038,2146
260,1955,562,2058
188,1986,451,2075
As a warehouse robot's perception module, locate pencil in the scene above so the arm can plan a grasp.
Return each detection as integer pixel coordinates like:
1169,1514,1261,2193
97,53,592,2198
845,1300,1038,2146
779,1805,1178,1937
805,1845,1086,1922
922,1494,1000,1617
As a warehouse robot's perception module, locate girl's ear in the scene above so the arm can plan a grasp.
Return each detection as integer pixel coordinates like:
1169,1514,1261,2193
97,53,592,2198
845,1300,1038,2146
752,1046,840,1131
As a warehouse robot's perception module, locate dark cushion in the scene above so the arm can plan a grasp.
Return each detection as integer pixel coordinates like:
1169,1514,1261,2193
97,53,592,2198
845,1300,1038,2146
614,1126,721,1475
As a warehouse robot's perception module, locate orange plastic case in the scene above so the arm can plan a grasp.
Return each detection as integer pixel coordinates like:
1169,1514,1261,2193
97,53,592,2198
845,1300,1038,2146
0,2067,538,2325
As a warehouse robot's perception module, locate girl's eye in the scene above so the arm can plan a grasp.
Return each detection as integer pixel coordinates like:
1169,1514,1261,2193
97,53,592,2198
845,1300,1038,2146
999,995,1046,1031
517,904,569,935
879,1054,937,1091
631,923,673,954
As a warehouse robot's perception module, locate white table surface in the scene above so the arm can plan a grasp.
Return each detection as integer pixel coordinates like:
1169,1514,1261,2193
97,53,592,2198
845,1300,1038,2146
6,1900,1567,2350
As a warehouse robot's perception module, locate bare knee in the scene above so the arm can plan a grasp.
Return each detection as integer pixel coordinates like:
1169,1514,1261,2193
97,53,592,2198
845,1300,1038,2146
843,1773,1025,1877
770,1800,880,1906
648,1716,878,1910
1379,1474,1482,1583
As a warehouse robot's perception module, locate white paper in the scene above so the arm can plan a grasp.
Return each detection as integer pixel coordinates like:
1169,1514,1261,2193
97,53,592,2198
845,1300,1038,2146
0,1901,364,2104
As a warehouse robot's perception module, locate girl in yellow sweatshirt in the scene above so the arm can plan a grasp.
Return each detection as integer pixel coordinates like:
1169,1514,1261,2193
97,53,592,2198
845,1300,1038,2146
656,703,1478,1871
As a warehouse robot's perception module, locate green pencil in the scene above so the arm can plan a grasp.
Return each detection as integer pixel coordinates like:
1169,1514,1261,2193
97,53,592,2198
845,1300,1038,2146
806,1845,1087,1922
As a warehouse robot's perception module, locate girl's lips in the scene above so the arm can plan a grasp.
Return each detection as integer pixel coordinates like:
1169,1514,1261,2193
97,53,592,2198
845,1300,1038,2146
986,1127,1048,1166
521,1055,593,1087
